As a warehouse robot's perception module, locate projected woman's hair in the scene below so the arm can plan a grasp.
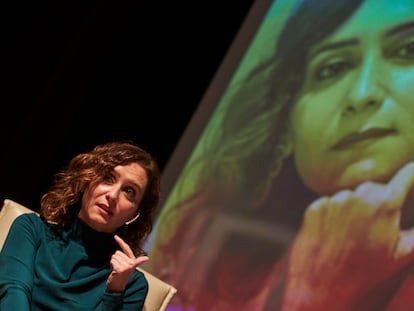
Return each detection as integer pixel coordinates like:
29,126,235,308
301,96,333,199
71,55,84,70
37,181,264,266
147,0,414,310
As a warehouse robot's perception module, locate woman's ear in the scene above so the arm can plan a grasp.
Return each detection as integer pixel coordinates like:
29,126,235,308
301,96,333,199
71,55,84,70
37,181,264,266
279,125,294,158
286,127,294,155
266,125,294,181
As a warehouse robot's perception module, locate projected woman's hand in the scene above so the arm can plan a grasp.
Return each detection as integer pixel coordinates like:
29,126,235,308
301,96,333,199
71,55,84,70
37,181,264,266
282,162,414,311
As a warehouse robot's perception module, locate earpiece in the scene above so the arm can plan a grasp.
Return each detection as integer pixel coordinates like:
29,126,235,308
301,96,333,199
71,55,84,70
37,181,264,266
125,213,140,225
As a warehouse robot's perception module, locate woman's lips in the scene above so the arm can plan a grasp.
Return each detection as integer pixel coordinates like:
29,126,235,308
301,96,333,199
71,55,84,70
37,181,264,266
332,128,396,150
97,204,113,215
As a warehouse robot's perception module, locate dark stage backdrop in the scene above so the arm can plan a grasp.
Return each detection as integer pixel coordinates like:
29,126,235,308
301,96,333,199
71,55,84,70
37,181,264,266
0,1,254,209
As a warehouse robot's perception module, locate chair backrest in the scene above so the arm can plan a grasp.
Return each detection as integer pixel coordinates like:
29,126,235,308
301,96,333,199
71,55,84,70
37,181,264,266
0,199,177,311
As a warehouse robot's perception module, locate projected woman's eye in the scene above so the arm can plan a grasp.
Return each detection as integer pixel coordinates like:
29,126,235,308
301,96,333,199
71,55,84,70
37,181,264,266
392,40,414,61
314,59,353,81
307,57,354,88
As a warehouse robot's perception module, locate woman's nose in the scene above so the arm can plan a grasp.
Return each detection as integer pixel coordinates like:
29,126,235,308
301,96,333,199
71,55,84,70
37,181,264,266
344,54,386,115
106,186,120,202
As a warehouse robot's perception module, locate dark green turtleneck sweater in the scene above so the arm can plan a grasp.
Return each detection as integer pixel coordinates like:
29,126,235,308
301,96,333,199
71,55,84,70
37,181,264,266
0,213,148,310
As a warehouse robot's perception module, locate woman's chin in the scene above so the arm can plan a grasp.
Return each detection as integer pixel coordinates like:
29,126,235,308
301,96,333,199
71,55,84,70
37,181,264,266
332,160,401,192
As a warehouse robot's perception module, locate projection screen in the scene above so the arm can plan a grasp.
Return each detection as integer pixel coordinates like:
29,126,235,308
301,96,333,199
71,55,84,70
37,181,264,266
145,0,414,310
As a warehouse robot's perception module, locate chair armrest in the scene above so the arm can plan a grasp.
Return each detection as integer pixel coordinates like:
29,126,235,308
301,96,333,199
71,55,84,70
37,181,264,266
138,268,178,311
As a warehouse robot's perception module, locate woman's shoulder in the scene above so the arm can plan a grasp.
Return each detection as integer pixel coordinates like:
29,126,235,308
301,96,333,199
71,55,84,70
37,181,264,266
13,213,45,230
15,212,42,221
5,213,45,247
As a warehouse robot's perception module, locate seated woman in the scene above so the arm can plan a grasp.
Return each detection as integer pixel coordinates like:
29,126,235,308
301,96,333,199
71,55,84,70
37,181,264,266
0,141,161,311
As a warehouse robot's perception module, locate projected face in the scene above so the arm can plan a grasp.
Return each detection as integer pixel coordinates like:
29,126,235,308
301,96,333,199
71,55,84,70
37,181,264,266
289,0,414,195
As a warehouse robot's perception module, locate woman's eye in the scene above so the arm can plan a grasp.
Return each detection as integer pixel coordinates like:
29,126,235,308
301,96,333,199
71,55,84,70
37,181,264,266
314,60,352,81
393,41,414,60
124,187,136,198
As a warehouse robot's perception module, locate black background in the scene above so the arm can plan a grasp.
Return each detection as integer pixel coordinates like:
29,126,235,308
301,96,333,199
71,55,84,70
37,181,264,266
0,1,254,209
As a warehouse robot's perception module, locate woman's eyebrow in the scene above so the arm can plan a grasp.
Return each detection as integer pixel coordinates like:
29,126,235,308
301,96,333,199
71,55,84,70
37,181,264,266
309,38,358,60
385,21,414,37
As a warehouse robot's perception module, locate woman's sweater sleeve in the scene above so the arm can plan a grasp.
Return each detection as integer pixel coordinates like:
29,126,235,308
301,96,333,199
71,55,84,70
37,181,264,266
0,214,40,310
98,271,148,311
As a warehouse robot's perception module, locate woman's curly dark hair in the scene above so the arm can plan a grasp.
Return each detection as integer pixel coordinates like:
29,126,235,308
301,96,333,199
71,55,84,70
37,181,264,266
39,141,161,254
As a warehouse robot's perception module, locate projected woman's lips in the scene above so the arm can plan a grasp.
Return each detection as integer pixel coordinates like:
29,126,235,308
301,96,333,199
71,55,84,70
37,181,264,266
332,128,396,150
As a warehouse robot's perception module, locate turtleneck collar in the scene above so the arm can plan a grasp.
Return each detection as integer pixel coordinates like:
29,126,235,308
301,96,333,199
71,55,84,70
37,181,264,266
69,217,119,264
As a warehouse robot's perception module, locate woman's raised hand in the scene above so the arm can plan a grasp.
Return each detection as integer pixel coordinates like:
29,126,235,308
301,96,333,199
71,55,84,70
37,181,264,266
282,162,414,311
106,235,149,293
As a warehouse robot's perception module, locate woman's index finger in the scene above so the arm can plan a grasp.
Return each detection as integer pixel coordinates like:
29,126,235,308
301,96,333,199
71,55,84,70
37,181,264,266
114,234,135,258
